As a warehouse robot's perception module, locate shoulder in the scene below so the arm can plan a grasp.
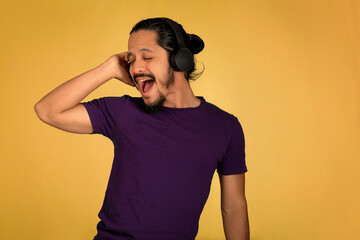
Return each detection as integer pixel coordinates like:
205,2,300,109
202,99,245,139
84,95,140,106
82,95,135,115
82,95,149,117
203,99,240,126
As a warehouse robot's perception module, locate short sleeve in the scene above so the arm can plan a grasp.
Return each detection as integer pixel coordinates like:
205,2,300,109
81,96,127,139
217,118,247,175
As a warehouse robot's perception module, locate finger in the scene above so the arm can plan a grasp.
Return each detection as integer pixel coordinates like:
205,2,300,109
129,77,137,88
124,52,129,62
126,80,136,87
123,74,136,87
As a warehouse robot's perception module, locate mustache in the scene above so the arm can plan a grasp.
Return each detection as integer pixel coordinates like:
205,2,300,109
133,73,156,82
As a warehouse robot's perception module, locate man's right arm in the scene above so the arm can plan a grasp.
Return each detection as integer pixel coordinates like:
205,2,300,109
34,53,134,134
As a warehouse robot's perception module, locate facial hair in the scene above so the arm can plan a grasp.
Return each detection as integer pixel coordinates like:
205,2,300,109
141,67,174,113
141,93,166,113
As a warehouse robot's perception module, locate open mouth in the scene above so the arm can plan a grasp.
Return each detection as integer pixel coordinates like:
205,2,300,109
138,78,155,94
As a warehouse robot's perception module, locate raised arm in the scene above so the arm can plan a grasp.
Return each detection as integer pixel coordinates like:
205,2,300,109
219,173,249,240
34,53,134,134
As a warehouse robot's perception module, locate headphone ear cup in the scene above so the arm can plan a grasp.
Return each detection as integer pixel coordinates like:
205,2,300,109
171,48,194,72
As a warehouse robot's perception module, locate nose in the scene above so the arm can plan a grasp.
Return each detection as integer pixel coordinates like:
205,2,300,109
130,59,146,76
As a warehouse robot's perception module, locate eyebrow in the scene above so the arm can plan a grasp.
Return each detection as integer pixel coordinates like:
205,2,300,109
127,48,154,58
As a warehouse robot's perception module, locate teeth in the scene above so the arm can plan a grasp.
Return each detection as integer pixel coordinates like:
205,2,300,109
139,78,153,82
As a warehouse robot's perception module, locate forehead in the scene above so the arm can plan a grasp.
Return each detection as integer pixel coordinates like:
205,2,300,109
128,30,160,55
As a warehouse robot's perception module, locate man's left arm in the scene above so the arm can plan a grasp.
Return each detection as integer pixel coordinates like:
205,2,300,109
219,173,249,240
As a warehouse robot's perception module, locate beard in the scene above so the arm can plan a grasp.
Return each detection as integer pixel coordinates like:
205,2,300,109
141,93,166,113
141,68,174,113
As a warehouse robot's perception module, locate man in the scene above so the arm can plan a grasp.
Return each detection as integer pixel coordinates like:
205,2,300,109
34,17,249,240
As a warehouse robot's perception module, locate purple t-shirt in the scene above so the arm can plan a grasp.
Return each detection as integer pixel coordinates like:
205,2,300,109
82,95,247,240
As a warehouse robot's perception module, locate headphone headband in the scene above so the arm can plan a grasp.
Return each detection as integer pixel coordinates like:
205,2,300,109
161,18,194,72
161,18,187,50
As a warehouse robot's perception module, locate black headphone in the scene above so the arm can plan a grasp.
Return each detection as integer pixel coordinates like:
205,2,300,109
161,18,202,72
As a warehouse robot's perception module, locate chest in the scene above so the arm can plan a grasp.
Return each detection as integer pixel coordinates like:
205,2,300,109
113,112,229,173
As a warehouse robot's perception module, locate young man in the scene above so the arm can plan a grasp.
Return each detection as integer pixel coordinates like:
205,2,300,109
34,17,249,240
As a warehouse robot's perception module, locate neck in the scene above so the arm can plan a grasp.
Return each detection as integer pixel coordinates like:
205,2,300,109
162,73,201,108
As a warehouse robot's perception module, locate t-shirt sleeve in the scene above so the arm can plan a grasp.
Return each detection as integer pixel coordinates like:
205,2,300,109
81,96,127,139
217,117,247,175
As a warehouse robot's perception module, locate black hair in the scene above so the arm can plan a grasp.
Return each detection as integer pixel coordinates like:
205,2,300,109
130,17,204,81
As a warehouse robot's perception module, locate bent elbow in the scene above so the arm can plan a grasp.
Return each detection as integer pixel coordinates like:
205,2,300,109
34,102,51,123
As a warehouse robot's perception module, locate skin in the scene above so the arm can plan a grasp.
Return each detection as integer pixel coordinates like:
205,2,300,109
34,29,249,240
127,30,201,109
219,173,249,240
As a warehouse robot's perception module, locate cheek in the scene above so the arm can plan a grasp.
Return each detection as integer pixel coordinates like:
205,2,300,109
153,61,169,75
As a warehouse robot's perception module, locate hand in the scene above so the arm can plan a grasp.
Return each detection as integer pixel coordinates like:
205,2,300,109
106,52,135,87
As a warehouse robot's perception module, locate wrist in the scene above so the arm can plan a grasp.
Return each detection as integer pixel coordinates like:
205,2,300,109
97,58,117,80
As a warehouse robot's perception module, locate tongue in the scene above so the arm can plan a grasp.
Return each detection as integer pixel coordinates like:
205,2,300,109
143,80,154,93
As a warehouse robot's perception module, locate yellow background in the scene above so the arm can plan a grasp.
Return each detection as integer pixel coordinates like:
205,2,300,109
1,0,359,239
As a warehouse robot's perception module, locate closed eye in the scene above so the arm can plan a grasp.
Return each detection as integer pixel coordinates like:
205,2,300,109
128,57,152,65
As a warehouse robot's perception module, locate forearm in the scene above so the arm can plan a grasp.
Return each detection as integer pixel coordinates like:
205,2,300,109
222,203,249,240
35,59,115,114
